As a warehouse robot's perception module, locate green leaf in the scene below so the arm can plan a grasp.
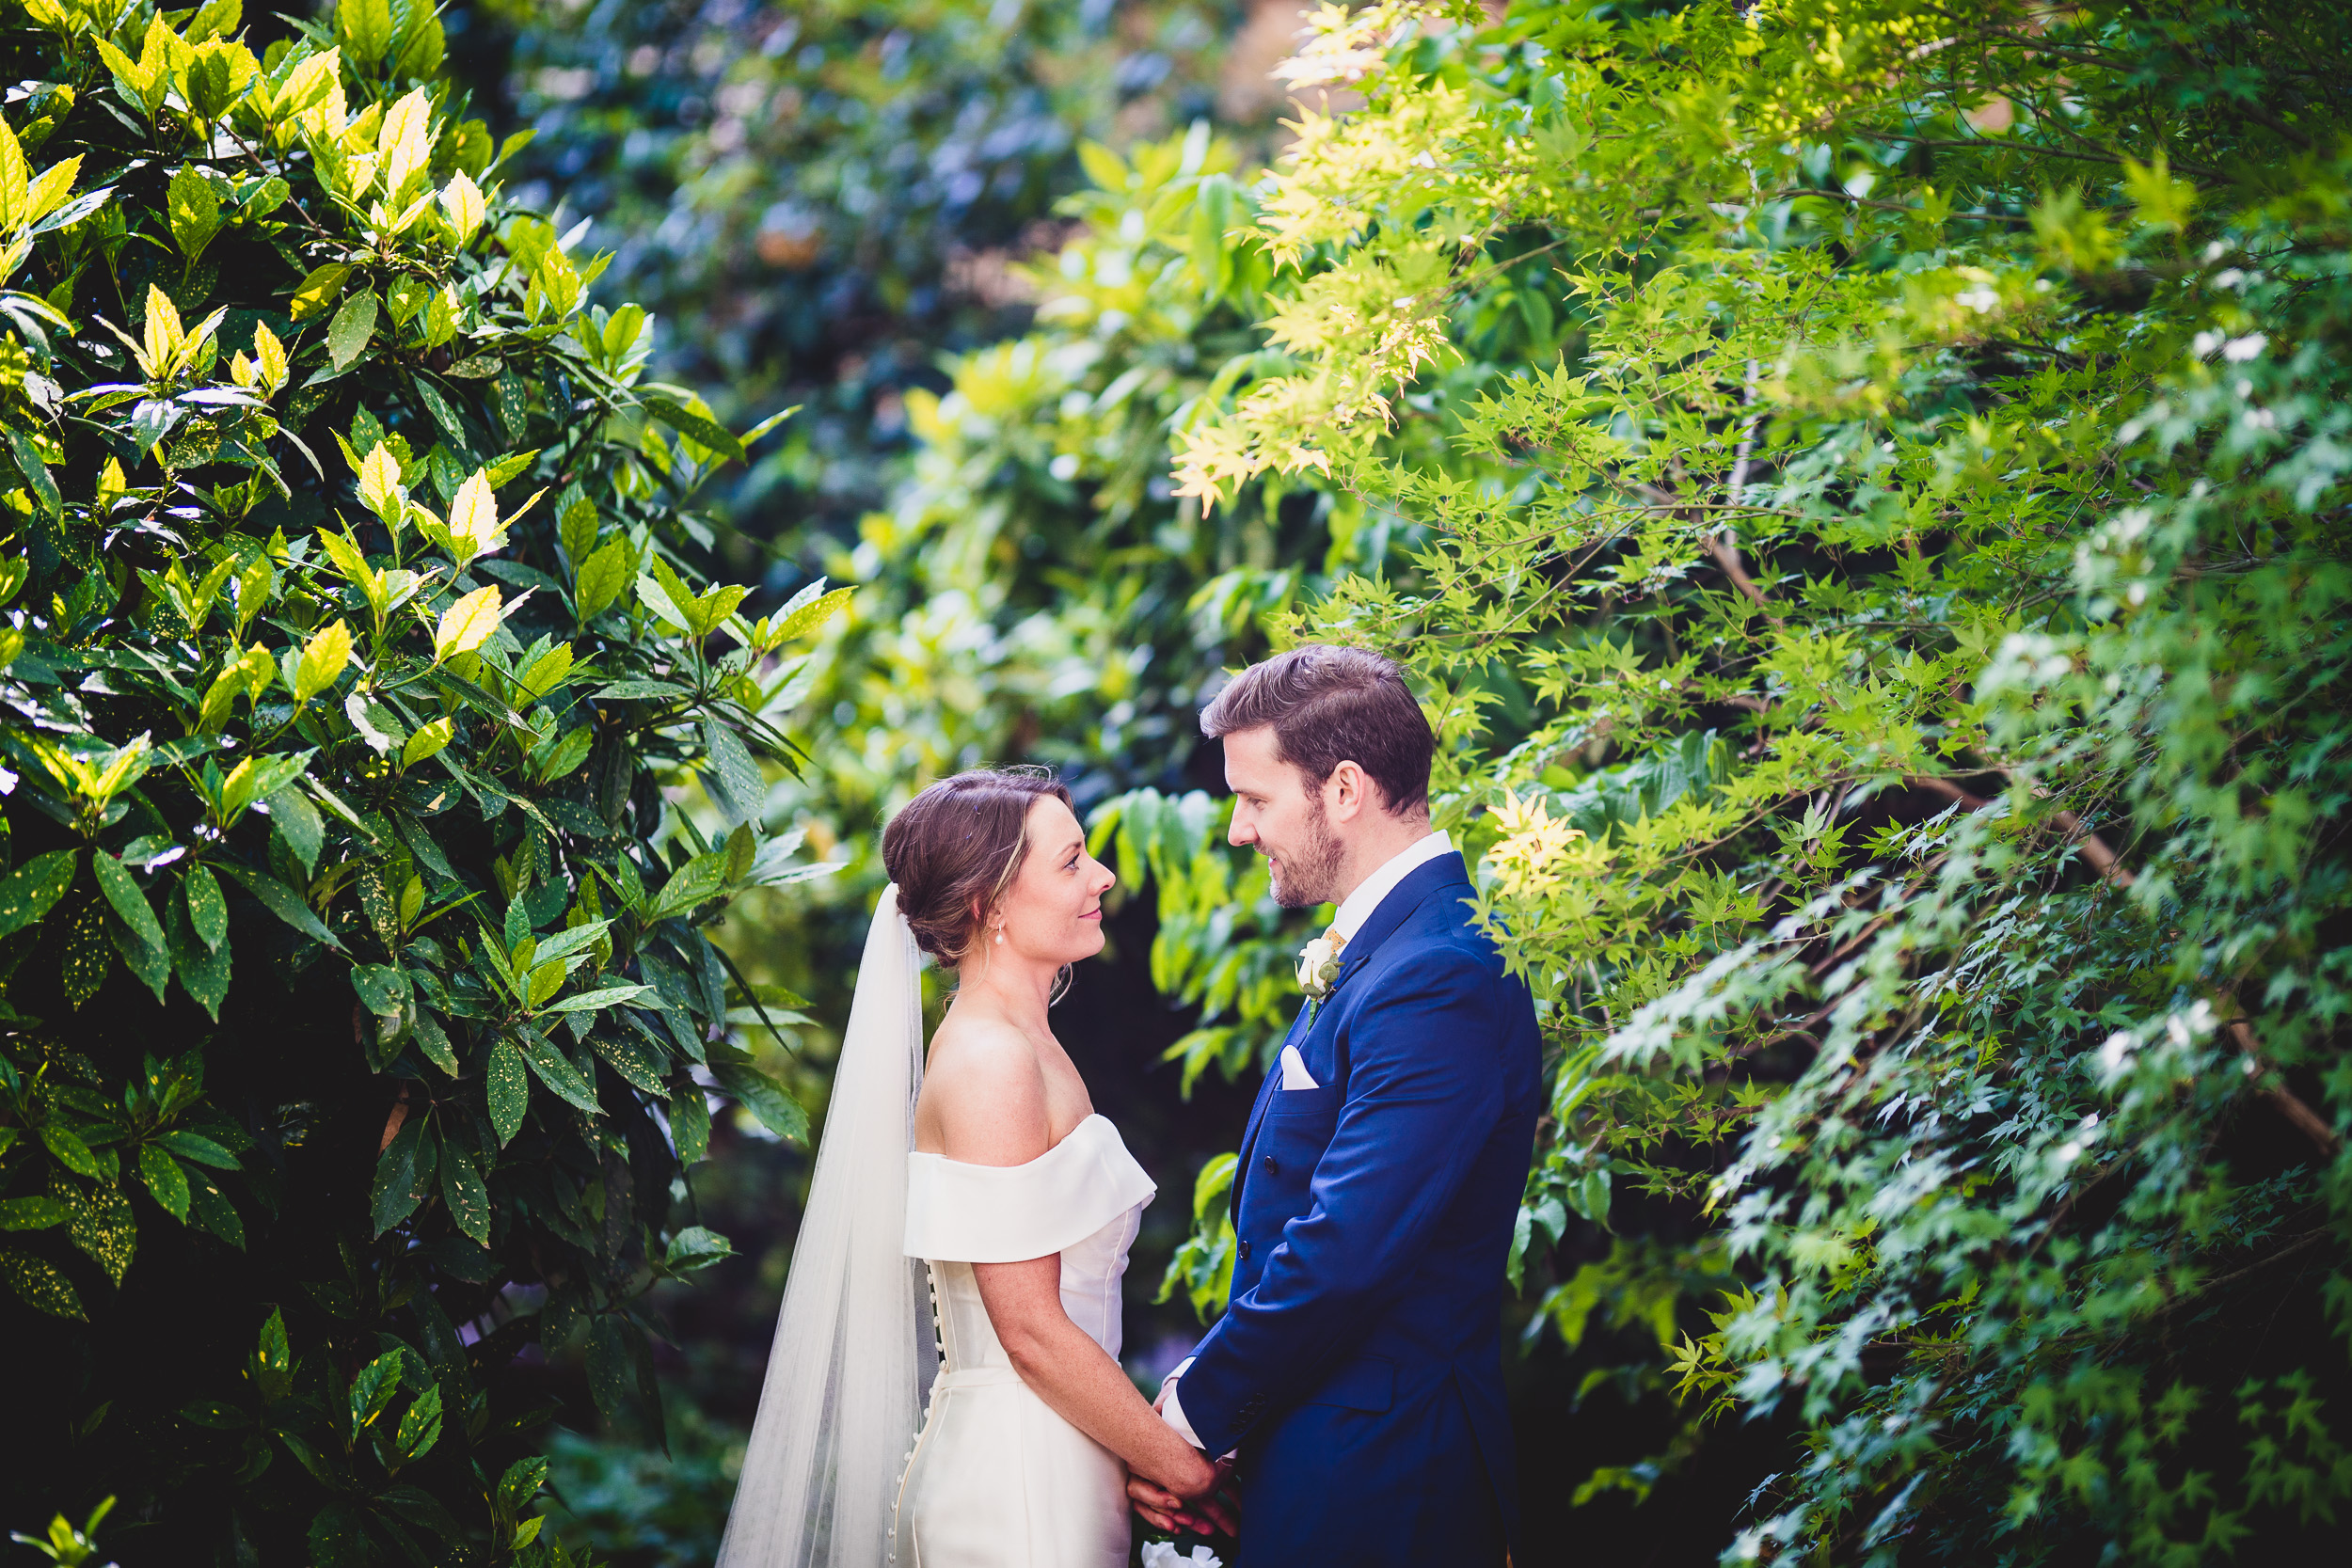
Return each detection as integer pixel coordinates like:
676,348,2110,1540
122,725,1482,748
60,895,110,1007
437,1145,490,1246
348,1350,403,1437
640,394,748,464
108,907,171,1004
0,1196,70,1230
588,1029,666,1095
326,289,378,372
539,983,652,1015
663,1225,733,1272
0,1244,85,1319
0,849,77,940
167,164,222,262
575,537,636,621
351,962,411,1019
7,429,60,519
413,1009,458,1075
160,1131,239,1168
183,863,228,952
217,863,342,950
585,1314,633,1424
710,1061,807,1143
40,1121,102,1179
166,884,231,1020
91,850,167,955
394,1382,443,1463
61,1178,135,1286
287,262,352,321
139,1144,191,1222
669,1085,709,1165
263,785,324,876
701,721,763,826
371,1117,432,1236
185,1164,245,1248
518,1035,599,1114
486,1042,529,1146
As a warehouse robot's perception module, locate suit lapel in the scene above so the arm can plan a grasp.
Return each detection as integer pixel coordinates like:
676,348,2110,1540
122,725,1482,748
1227,854,1470,1219
1232,1001,1311,1217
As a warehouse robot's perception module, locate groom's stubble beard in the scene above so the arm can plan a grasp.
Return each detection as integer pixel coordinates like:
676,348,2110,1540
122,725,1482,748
1268,794,1347,910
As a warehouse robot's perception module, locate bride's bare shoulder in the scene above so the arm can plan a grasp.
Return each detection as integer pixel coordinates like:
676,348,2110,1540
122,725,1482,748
917,1012,1049,1164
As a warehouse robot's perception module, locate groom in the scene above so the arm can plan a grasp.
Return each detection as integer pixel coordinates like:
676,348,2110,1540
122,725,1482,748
1133,645,1542,1564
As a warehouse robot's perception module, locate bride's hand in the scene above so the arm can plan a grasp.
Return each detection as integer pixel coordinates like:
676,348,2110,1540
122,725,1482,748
1127,1454,1239,1539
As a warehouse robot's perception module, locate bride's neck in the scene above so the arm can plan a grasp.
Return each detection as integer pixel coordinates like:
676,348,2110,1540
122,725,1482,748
953,949,1057,1034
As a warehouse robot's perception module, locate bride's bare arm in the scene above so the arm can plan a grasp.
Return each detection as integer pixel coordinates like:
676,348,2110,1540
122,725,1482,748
927,1019,1233,1531
973,1258,1232,1531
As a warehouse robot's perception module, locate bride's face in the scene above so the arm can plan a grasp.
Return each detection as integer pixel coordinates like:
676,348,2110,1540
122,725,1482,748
993,797,1115,964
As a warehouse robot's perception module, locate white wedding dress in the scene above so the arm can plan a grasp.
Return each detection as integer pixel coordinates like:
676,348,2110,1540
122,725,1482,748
713,888,1157,1568
892,1114,1157,1567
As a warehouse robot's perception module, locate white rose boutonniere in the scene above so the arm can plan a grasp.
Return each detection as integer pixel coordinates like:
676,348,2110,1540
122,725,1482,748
1295,927,1347,1002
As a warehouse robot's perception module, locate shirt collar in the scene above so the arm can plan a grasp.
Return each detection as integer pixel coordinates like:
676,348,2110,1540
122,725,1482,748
1330,829,1454,943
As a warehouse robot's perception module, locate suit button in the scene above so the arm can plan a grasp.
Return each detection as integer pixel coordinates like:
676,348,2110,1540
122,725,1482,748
1238,1239,1251,1261
1263,1154,1278,1176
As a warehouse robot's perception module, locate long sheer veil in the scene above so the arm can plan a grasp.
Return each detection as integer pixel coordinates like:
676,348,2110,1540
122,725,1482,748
715,884,935,1568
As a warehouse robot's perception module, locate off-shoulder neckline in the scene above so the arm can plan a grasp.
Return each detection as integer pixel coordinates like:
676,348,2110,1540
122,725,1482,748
909,1112,1116,1173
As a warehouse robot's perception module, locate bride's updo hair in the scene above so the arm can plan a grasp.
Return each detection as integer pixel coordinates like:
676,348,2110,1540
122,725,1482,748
882,766,1074,966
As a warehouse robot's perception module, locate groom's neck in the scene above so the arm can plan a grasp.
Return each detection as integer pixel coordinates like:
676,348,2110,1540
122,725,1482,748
1330,811,1435,910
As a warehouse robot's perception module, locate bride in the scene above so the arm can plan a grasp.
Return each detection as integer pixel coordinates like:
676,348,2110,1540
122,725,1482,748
714,767,1235,1568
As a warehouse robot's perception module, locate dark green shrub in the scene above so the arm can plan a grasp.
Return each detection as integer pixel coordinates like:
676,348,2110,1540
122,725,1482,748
0,2,831,1560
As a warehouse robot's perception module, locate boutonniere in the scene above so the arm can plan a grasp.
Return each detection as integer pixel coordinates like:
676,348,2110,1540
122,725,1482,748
1295,927,1347,1002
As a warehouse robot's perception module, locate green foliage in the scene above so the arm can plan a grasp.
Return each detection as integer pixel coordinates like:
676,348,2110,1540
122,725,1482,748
0,1,839,1558
1082,0,2352,1559
494,0,1268,544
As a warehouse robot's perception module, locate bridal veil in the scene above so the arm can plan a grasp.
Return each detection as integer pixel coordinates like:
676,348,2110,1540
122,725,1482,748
715,884,934,1568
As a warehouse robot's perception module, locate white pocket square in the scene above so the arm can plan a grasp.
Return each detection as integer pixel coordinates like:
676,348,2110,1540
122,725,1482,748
1279,1044,1319,1089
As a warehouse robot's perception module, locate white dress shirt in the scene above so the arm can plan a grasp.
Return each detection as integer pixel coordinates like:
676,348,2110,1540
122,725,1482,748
1160,829,1455,1450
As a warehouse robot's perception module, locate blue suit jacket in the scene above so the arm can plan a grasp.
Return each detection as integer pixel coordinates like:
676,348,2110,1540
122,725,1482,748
1176,852,1541,1565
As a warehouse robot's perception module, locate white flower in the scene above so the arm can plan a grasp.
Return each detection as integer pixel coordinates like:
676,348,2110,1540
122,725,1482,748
1141,1546,1223,1568
1295,927,1347,1000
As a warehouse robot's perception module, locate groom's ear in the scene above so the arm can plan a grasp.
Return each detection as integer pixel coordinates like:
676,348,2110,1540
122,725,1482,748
1326,759,1374,823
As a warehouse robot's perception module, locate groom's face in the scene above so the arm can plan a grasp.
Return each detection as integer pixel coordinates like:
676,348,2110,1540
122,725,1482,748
1223,725,1345,909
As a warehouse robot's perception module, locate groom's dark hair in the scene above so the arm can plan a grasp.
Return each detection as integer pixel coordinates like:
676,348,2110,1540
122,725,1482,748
1200,645,1432,816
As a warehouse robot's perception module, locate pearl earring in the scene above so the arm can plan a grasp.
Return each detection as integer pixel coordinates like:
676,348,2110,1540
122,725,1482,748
994,927,1005,944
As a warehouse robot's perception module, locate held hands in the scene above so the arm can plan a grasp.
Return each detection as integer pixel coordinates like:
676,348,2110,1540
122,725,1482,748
1126,1452,1238,1540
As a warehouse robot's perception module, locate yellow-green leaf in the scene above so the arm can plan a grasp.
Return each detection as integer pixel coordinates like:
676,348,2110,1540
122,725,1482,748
294,620,353,701
433,584,503,663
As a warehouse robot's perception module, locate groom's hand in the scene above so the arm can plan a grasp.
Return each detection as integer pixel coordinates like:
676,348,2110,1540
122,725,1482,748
1127,1460,1239,1540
